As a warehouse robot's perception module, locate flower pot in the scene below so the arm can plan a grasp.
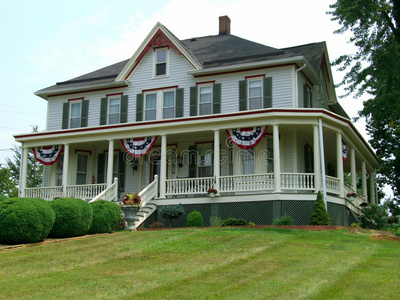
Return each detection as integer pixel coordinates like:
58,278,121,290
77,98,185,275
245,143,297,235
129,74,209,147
120,205,140,230
348,195,356,201
209,193,215,198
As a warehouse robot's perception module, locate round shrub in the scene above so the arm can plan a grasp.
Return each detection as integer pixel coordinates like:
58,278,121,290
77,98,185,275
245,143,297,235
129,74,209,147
187,211,203,227
273,213,294,226
221,217,248,226
0,197,55,244
88,200,121,234
49,198,93,238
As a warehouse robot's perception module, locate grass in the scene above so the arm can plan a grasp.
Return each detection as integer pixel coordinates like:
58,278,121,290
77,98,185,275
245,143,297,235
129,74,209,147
0,227,399,299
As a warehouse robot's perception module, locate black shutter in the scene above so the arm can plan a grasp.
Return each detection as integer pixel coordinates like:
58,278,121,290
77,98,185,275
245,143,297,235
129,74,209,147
81,100,89,127
62,102,69,129
97,153,105,183
118,152,126,194
175,88,184,117
100,97,107,125
212,83,221,114
136,93,144,121
188,145,197,178
120,95,128,123
190,86,198,116
263,77,272,108
239,80,247,111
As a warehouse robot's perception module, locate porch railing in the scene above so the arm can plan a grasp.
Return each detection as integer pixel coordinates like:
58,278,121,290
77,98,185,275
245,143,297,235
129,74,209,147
66,183,107,200
89,178,118,203
138,175,159,207
25,186,63,200
166,177,214,196
220,174,274,192
326,175,341,195
281,173,315,190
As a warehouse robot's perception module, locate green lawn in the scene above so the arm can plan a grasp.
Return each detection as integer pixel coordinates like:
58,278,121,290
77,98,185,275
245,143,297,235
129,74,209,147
0,227,399,299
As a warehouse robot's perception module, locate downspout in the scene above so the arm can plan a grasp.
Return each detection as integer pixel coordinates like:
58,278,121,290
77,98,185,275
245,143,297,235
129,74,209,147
319,118,327,208
295,64,307,107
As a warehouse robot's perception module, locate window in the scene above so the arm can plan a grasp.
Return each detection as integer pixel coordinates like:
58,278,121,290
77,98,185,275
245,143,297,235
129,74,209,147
198,145,212,177
199,86,212,115
163,91,175,119
155,49,167,77
242,149,255,175
303,84,312,108
266,138,274,173
76,154,88,185
248,79,263,110
108,97,120,125
70,102,82,129
56,154,63,186
145,93,157,121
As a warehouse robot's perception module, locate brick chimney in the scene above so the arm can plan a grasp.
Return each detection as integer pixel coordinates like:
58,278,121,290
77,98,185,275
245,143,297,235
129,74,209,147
219,15,231,35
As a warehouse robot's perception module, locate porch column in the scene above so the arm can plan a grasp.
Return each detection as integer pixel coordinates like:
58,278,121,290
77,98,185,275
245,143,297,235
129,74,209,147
350,148,357,191
370,169,376,204
313,125,321,192
213,130,220,195
62,144,70,195
19,147,28,197
160,134,167,198
361,161,368,202
273,125,281,192
336,132,344,198
106,140,114,187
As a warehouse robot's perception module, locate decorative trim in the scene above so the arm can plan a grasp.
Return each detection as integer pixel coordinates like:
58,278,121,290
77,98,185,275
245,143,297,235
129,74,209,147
245,74,265,80
106,92,123,97
68,97,84,102
142,85,179,93
125,29,183,80
103,149,121,153
196,81,216,86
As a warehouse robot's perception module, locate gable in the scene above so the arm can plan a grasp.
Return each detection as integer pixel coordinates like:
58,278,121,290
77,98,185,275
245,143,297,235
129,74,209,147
116,23,201,81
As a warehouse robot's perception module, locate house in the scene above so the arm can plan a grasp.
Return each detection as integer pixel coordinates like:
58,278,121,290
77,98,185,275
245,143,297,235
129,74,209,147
15,16,380,228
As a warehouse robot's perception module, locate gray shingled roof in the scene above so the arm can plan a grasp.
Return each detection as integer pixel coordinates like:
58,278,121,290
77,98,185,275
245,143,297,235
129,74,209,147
36,33,326,95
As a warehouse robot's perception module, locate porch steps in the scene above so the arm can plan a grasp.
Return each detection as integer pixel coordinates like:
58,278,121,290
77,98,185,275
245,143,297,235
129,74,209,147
133,202,157,230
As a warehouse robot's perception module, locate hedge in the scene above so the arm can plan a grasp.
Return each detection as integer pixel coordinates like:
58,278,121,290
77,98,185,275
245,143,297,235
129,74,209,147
88,200,121,234
49,198,93,238
0,197,55,244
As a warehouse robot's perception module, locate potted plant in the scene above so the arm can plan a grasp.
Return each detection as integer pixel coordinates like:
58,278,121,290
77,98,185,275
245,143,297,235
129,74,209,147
120,192,141,230
347,192,358,201
208,188,218,198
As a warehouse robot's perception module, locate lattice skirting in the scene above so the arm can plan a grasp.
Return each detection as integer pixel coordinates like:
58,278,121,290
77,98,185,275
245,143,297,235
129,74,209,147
147,200,357,228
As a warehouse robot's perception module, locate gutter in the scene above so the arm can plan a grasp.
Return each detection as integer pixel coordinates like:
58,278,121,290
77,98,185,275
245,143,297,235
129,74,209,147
35,80,130,100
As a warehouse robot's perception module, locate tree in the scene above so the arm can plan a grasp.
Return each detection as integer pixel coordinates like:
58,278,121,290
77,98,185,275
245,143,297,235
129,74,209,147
159,204,185,227
0,167,18,197
5,126,43,191
309,191,331,226
328,1,400,202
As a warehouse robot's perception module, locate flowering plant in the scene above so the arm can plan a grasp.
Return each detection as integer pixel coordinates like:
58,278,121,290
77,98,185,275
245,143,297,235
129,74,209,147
122,192,141,207
347,192,358,197
208,188,218,194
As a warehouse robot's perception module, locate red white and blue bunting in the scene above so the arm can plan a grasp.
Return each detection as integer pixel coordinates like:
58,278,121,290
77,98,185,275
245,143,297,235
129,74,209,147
32,145,63,166
342,141,348,161
226,126,268,149
121,137,158,158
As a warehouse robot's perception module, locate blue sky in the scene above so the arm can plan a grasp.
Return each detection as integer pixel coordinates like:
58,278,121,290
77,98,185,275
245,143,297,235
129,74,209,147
0,0,365,166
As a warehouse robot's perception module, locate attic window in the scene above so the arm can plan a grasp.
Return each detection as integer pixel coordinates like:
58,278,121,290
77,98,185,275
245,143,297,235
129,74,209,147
154,48,168,77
